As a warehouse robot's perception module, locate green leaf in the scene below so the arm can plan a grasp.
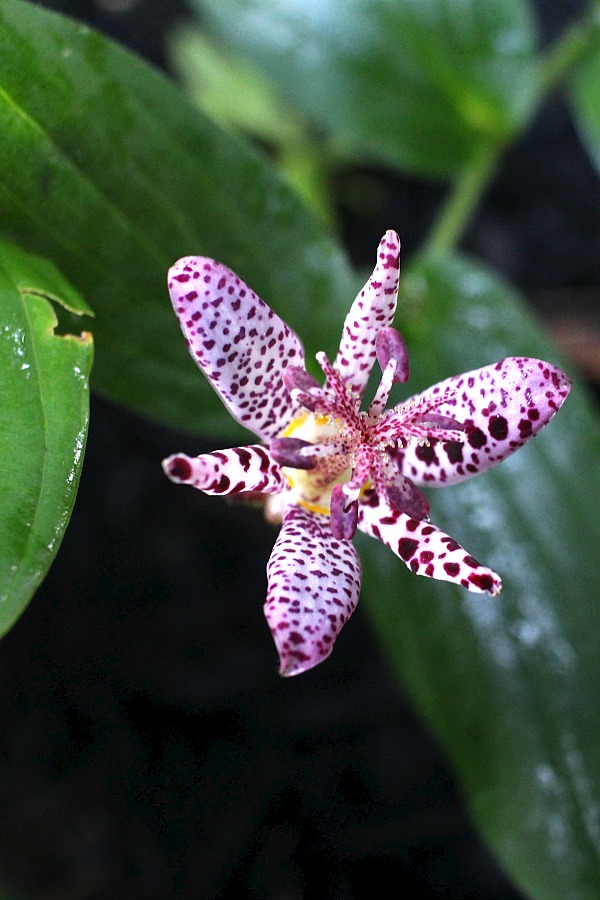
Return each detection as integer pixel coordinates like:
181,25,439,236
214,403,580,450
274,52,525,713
0,238,93,638
569,37,600,175
169,24,304,145
360,253,600,899
188,0,540,177
0,0,356,438
169,24,336,226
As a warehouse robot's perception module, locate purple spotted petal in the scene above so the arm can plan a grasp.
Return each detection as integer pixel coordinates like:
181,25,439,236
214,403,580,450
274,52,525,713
265,506,362,676
168,257,305,441
358,491,501,595
333,230,400,397
398,357,571,487
162,445,284,494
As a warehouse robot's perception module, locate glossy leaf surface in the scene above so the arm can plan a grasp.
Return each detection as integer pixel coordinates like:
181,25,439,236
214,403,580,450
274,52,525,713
0,239,93,637
188,0,539,177
0,0,355,436
360,253,600,899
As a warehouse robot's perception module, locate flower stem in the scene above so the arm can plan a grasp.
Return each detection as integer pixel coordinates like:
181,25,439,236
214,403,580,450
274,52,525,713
424,140,499,257
539,2,600,96
424,1,600,256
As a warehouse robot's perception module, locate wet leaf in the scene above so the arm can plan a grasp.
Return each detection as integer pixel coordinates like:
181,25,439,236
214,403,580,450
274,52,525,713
0,238,93,637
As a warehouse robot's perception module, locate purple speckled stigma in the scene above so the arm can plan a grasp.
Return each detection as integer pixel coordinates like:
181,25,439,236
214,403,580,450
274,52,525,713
163,230,571,677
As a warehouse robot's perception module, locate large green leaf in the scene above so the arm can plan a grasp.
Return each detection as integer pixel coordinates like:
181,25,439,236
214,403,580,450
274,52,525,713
0,0,355,437
188,0,539,177
0,239,93,638
569,39,600,175
360,253,600,899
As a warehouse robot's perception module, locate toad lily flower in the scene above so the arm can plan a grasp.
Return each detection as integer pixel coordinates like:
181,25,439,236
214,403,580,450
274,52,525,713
163,231,571,676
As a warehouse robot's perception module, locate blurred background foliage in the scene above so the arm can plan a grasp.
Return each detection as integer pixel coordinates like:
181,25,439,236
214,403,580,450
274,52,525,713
1,0,600,897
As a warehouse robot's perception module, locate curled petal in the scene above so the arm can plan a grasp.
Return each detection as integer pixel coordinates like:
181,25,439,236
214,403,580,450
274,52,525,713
334,230,400,397
330,484,359,540
265,506,362,676
162,445,284,495
270,437,317,470
376,327,410,383
399,358,572,487
168,257,305,441
358,491,501,595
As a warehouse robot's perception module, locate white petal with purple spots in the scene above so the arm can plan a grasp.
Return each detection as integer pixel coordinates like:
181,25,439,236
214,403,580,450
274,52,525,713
333,230,400,397
163,233,572,677
162,445,284,495
358,491,501,595
397,358,572,487
169,257,305,441
265,506,362,676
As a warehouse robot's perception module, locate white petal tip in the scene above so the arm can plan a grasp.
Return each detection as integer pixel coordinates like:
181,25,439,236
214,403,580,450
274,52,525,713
277,647,333,678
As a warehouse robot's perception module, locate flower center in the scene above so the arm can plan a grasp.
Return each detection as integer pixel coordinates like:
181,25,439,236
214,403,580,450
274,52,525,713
270,333,467,534
279,411,353,514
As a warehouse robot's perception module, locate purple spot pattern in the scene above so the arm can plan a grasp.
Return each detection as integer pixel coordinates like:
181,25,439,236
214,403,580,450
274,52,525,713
333,230,400,397
163,232,571,676
265,506,361,676
162,445,284,495
399,357,572,487
168,257,304,441
358,491,500,594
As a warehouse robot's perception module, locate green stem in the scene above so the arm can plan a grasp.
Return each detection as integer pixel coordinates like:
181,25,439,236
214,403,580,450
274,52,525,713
424,140,499,257
424,1,600,256
539,3,600,96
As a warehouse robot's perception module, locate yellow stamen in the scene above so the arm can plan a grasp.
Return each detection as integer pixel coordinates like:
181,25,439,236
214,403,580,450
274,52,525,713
280,411,308,437
297,498,331,516
278,411,351,514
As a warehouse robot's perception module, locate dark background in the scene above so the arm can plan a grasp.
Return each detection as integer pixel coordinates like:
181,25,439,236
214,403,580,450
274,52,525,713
1,1,598,897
